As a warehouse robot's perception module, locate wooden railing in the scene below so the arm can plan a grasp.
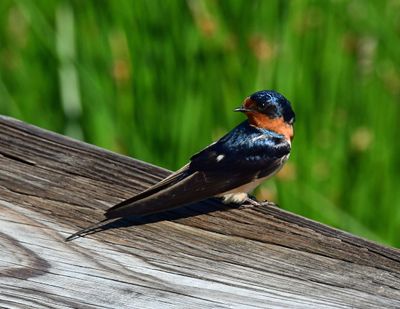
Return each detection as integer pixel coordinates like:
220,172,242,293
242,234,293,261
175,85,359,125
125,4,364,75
1,115,399,308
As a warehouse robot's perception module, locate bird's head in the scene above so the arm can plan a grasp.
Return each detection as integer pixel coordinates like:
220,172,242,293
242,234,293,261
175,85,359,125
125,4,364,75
235,90,295,141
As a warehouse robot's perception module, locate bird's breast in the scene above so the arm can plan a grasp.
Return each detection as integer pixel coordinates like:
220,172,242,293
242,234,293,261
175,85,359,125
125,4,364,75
217,153,290,204
247,114,294,142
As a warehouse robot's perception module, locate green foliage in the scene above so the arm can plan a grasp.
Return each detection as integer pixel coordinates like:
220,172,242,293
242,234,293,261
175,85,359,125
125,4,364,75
1,0,399,246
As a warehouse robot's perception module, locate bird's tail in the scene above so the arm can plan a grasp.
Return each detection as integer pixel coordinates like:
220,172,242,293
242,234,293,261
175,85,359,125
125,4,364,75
65,217,120,242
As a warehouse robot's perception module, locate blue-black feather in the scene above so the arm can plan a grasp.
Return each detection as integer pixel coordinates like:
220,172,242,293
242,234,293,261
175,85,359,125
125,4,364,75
190,120,290,172
250,90,295,123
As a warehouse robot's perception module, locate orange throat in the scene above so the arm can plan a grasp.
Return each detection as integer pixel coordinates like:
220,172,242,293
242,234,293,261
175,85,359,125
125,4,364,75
247,113,294,142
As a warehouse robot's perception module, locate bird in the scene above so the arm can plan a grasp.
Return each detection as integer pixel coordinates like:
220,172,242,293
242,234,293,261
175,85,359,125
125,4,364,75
66,90,295,241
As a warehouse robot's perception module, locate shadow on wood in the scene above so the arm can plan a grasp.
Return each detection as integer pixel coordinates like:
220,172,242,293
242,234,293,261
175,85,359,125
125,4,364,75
66,199,234,241
0,115,400,309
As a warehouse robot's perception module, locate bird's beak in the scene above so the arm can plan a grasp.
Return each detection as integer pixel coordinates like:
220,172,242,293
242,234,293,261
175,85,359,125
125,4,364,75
234,106,251,112
235,97,254,112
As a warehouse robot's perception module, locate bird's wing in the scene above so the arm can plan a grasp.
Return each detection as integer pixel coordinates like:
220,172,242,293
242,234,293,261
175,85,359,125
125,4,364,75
105,121,291,219
110,163,191,208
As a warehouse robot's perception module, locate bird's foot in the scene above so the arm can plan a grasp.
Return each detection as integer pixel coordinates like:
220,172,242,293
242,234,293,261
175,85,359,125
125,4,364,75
240,195,279,209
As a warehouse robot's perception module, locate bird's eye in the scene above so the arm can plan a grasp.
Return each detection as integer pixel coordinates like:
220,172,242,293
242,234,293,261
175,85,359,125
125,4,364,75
258,102,268,111
258,101,275,114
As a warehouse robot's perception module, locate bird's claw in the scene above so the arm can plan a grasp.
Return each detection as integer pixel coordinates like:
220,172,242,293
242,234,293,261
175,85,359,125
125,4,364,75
241,196,279,208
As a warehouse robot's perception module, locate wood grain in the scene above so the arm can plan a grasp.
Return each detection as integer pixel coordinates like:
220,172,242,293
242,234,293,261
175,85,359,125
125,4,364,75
0,115,399,309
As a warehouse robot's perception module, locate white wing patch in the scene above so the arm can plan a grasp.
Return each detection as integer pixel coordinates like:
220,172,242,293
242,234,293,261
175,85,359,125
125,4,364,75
216,154,225,162
252,135,265,142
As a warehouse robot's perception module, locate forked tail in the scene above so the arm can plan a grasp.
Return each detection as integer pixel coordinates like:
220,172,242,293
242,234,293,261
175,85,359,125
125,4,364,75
65,217,120,242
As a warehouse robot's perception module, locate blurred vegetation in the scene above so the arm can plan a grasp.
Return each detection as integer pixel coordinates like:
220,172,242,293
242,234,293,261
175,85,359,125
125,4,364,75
1,0,400,246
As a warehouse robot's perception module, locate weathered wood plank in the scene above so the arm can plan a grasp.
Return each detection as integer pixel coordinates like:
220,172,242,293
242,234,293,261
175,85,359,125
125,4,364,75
0,115,399,309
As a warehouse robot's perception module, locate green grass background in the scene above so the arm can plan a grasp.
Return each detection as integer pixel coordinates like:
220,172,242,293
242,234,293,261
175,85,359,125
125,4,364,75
1,0,400,246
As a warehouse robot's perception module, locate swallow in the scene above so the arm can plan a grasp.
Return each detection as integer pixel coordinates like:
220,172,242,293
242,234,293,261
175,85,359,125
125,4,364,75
66,90,295,241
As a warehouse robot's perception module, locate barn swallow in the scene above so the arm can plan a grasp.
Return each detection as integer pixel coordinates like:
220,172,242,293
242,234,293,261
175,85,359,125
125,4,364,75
66,90,295,241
